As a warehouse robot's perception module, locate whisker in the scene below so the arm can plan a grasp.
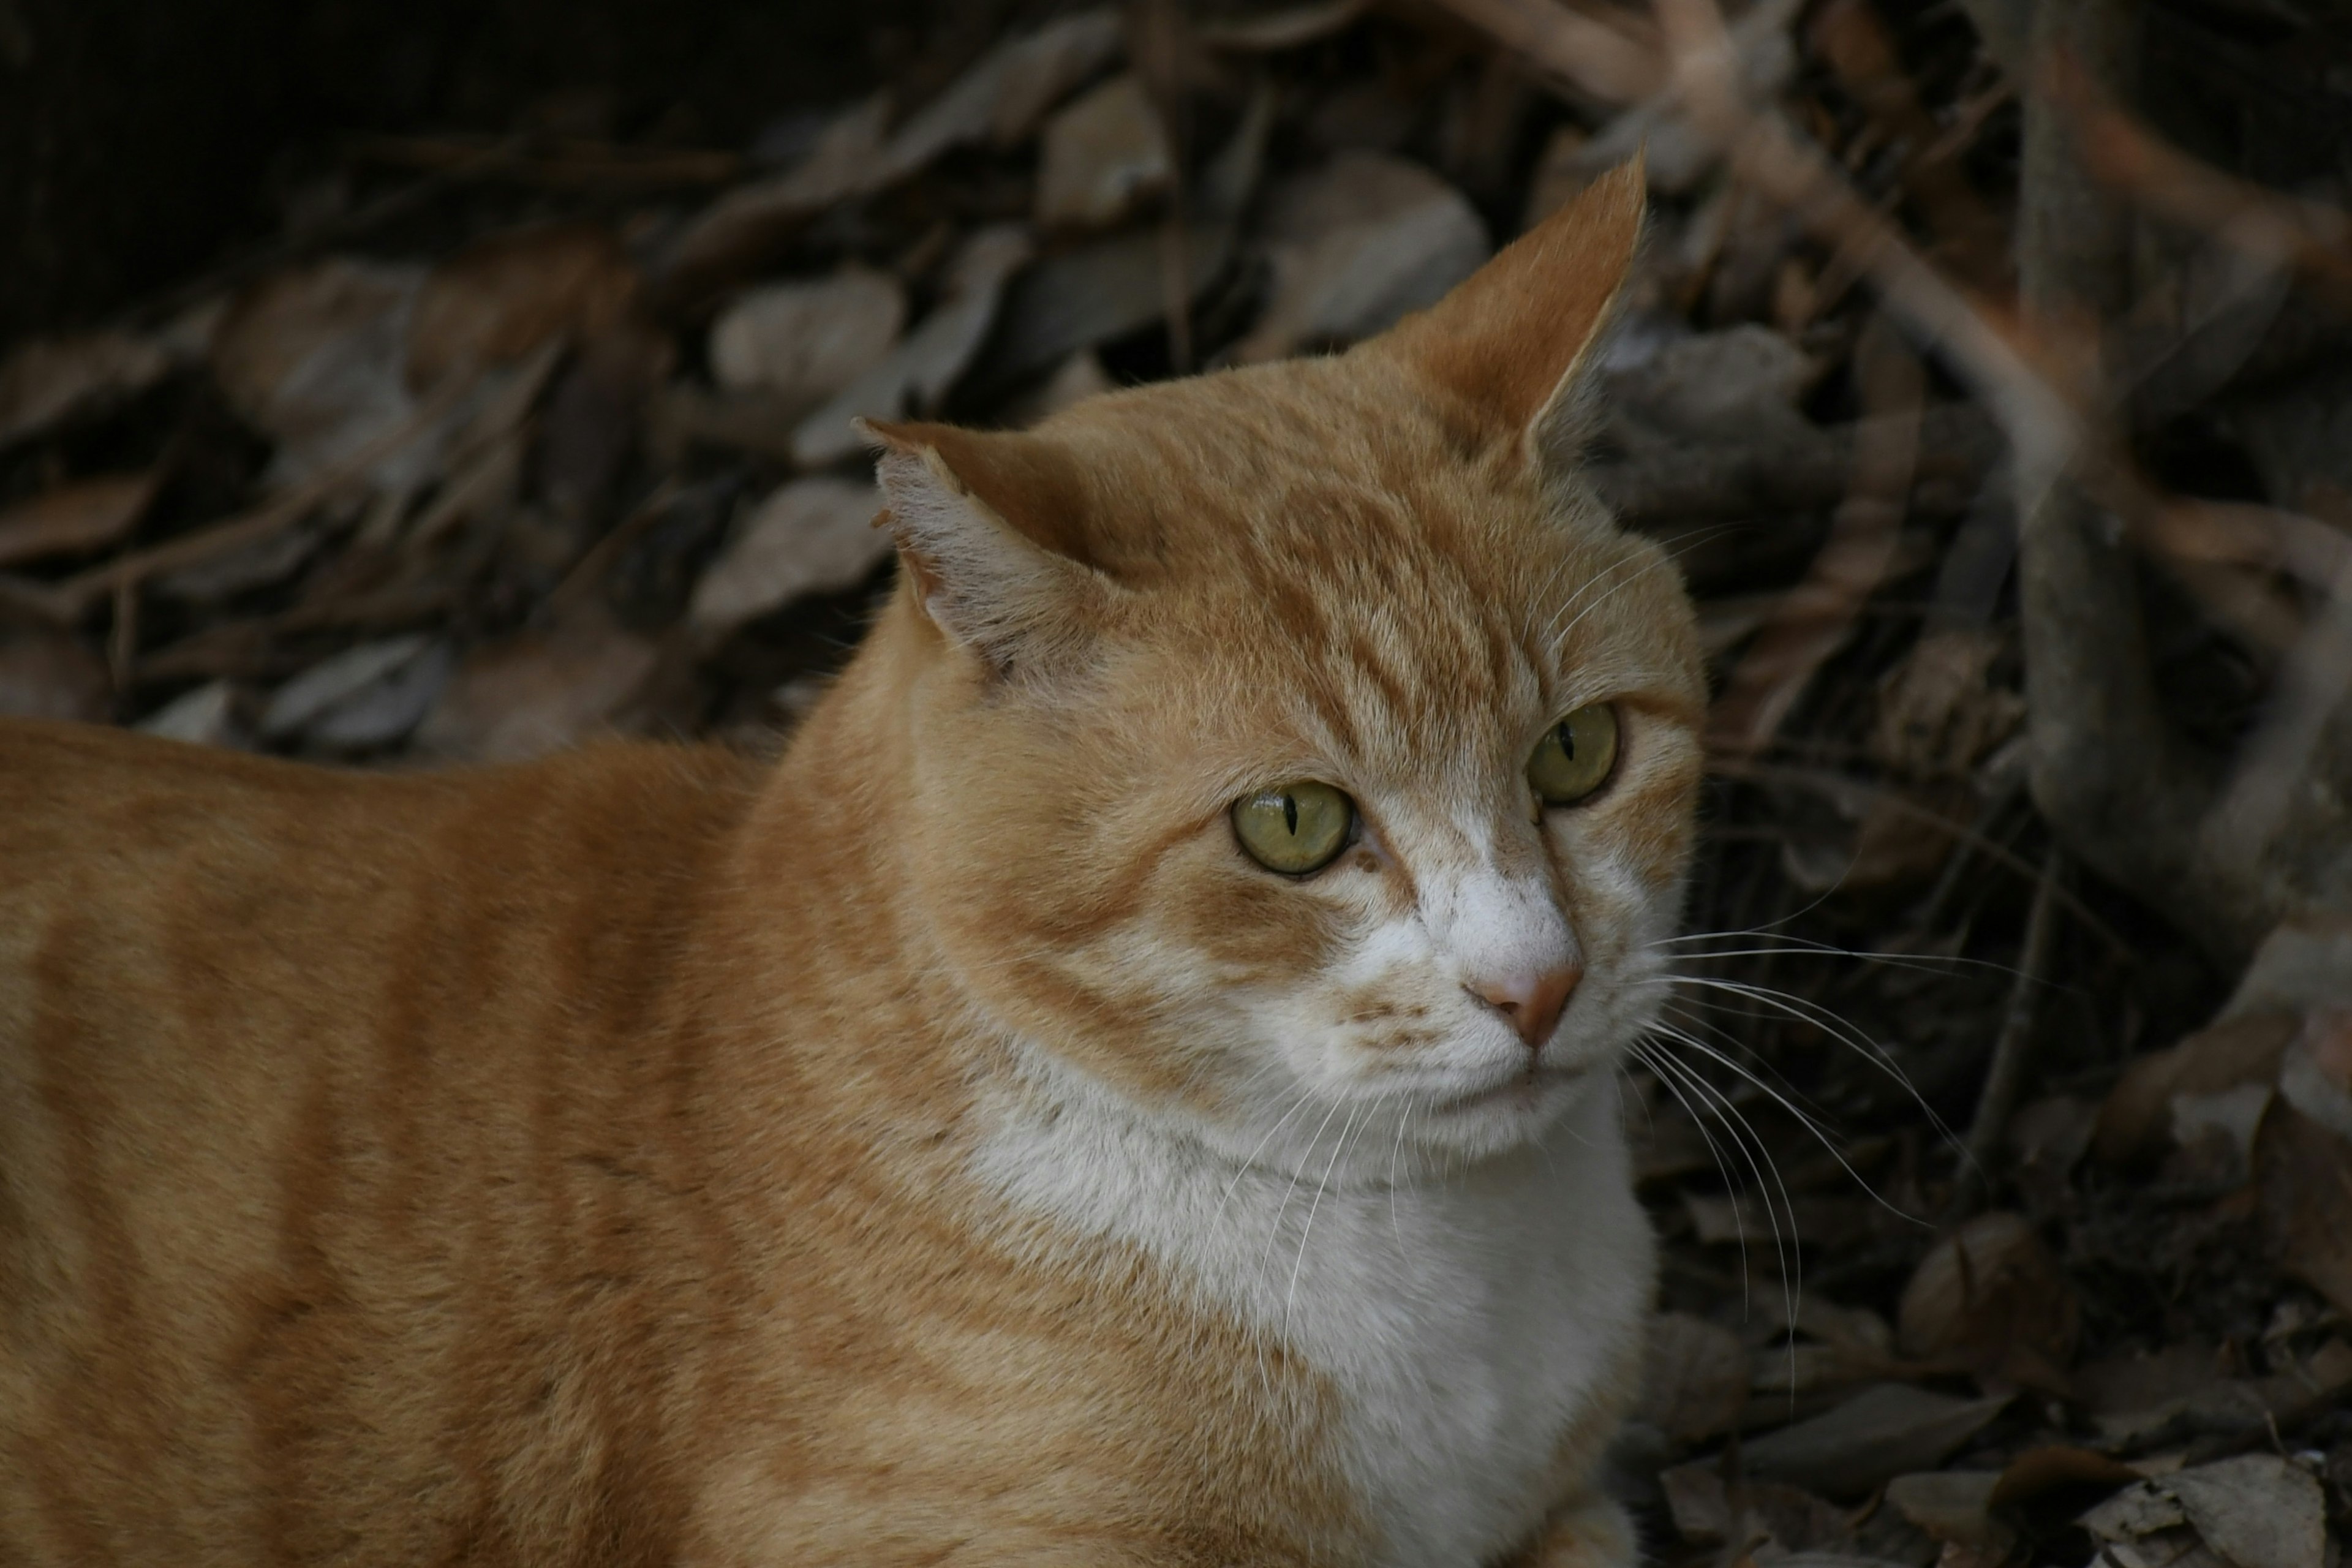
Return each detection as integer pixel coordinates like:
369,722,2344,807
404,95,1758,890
1640,1038,1798,1327
1283,1106,1362,1343
1629,1043,1759,1311
1653,974,1962,1153
1648,1017,1928,1230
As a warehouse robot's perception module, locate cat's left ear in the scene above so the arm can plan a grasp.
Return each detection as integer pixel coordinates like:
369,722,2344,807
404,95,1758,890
1369,157,1646,477
859,418,1111,677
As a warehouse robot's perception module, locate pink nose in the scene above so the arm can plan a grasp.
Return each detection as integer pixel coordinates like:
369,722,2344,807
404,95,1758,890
1471,966,1581,1052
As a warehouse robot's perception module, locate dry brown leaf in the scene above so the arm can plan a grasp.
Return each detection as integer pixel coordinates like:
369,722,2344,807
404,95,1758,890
2088,1456,2327,1568
687,478,889,641
1740,1382,2010,1498
213,257,440,491
1637,1312,1749,1442
2256,1101,2352,1317
258,635,453,752
709,268,905,405
0,630,109,722
1230,152,1488,363
983,85,1270,390
415,614,660,764
406,224,641,393
1882,1470,2012,1553
1605,322,1819,443
1656,1462,1852,1554
1896,1212,2079,1390
1036,74,1174,231
879,9,1125,177
1874,625,2024,780
0,330,172,449
0,474,157,570
2073,1343,2224,1426
2094,1012,2299,1167
658,95,894,295
136,680,246,748
1195,0,1366,51
791,226,1032,468
1711,316,1919,755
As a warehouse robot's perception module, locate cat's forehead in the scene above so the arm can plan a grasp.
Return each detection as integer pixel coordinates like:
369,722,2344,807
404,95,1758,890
1050,367,1692,780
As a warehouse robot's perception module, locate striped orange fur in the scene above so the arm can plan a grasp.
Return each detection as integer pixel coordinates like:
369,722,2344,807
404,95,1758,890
0,163,1702,1566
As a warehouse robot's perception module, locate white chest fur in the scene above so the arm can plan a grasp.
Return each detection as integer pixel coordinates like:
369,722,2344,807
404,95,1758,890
971,1076,1654,1567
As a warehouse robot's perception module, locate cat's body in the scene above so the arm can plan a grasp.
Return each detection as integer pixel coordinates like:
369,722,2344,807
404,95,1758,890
0,166,1703,1566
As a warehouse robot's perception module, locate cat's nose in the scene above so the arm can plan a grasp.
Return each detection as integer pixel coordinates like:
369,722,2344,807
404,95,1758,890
1469,965,1581,1052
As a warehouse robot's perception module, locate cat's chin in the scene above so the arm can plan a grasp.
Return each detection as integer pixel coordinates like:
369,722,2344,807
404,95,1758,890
1412,1064,1598,1156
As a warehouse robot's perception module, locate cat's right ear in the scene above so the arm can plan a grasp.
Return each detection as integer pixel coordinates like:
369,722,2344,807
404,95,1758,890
1370,157,1646,479
859,418,1110,676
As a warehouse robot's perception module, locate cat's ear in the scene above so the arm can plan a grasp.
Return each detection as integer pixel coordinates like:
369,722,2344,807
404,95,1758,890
859,418,1109,674
1371,157,1646,475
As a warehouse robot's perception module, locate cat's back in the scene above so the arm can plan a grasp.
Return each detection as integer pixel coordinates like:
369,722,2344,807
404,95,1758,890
0,719,761,1566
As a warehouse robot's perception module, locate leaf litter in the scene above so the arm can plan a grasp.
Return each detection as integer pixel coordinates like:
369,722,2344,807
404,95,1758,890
6,2,2352,1562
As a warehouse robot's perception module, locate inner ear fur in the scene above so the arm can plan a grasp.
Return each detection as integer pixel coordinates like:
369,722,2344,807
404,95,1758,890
1369,157,1646,473
862,418,1111,675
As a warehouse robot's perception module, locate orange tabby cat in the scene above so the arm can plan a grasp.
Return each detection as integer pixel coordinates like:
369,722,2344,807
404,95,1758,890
0,162,1703,1566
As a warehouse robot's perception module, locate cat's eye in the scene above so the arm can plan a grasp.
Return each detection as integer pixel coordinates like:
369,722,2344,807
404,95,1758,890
1527,704,1620,807
1232,782,1354,875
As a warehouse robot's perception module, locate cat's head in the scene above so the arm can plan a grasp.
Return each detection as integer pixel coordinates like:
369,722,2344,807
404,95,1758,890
862,164,1703,1175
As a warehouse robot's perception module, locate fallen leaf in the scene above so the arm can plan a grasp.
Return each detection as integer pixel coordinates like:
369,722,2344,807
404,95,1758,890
406,223,641,392
1897,1212,2079,1389
1741,1382,2011,1498
791,226,1033,467
155,521,328,603
709,268,905,405
2224,911,2352,1016
1987,1444,2144,1512
1711,318,1918,756
212,258,441,491
2279,1006,2352,1143
1883,1470,2012,1552
1230,151,1488,363
535,325,674,522
658,94,894,296
1657,1462,1852,1554
979,82,1270,392
2165,1455,2326,1568
258,635,452,751
1638,1312,1750,1443
414,614,660,764
1564,0,1800,194
1605,322,1819,444
878,9,1125,177
687,477,889,641
0,330,172,448
1195,0,1366,51
1036,74,1174,231
0,473,157,569
2075,1343,2225,1425
2166,1080,2274,1188
1749,1340,1896,1398
983,219,1237,391
136,680,246,748
0,631,109,722
2256,1101,2352,1317
2095,1012,2299,1166
1874,625,2024,780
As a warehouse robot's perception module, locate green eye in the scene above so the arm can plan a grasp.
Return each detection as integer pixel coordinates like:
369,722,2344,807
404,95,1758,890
1232,782,1354,875
1528,703,1620,807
